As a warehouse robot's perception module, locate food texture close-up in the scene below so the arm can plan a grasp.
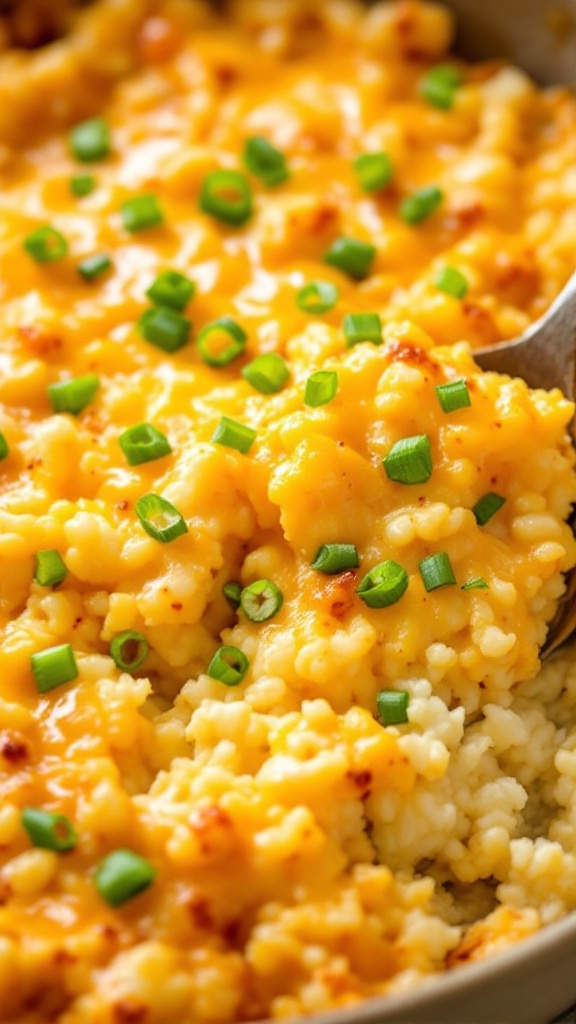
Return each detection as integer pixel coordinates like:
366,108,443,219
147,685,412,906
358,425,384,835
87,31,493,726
1,0,576,1022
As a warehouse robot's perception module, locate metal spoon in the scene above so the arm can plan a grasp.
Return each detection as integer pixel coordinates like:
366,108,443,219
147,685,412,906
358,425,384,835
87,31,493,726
475,270,576,655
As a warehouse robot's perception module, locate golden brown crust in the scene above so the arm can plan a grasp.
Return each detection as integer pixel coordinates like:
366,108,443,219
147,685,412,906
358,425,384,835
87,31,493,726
0,0,82,50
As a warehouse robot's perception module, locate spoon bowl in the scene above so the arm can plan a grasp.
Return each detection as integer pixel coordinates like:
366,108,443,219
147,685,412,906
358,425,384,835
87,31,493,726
474,270,576,403
475,270,576,654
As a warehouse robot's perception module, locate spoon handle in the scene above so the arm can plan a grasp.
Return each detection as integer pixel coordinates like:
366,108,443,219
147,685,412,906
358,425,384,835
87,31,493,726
475,269,576,400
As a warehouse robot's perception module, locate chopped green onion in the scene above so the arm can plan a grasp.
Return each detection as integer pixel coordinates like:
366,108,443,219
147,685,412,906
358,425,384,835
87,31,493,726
473,492,506,526
419,552,456,591
110,631,148,672
435,265,469,299
34,549,68,588
137,307,191,353
48,374,100,415
356,560,409,608
31,644,78,694
240,579,283,622
121,194,164,233
70,174,96,197
343,312,382,348
376,690,410,726
207,645,249,686
353,152,393,192
24,225,68,264
222,581,242,610
69,117,111,162
197,317,247,368
400,186,444,225
383,434,432,485
296,280,339,315
135,494,188,543
243,135,289,187
462,577,489,590
420,64,462,110
146,270,195,311
310,543,359,575
304,370,338,408
435,378,471,413
0,432,9,461
211,416,256,454
94,849,156,907
199,169,252,226
241,353,290,394
324,236,376,281
21,808,77,852
119,423,172,466
77,252,113,282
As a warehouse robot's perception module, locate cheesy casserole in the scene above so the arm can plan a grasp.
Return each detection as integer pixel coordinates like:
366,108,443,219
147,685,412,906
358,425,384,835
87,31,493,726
1,1,576,1022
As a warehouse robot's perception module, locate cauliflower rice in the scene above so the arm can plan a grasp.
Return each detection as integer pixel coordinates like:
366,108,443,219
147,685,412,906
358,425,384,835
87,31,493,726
0,1,576,1021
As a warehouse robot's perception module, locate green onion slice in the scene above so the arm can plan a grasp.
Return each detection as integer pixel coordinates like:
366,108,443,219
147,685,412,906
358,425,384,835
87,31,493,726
244,135,289,187
77,252,113,282
24,225,68,264
304,370,338,408
383,434,432,485
146,270,195,311
356,560,409,608
222,581,242,610
473,492,506,526
343,312,382,348
420,64,462,110
419,552,456,591
70,174,96,197
435,265,469,299
199,169,253,226
310,543,359,575
135,493,188,543
34,549,68,588
137,307,191,353
240,579,283,622
197,317,247,368
242,353,290,394
435,379,471,413
31,644,78,694
353,152,393,192
121,194,164,233
400,186,444,225
110,631,149,672
207,645,249,686
354,561,407,606
21,807,77,852
376,690,410,726
211,416,256,454
296,280,339,315
462,577,489,590
48,374,100,415
69,116,111,162
0,432,8,460
324,236,377,281
94,849,156,907
119,423,172,466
